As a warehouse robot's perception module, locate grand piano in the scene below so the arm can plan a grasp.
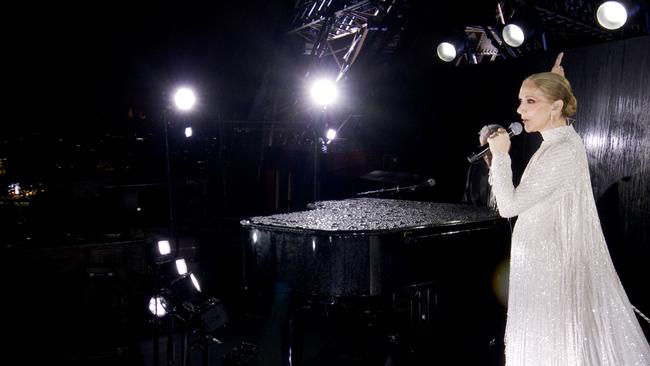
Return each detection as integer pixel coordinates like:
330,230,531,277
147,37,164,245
241,198,511,365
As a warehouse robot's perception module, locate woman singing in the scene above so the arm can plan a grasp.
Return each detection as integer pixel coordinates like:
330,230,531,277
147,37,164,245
487,58,650,365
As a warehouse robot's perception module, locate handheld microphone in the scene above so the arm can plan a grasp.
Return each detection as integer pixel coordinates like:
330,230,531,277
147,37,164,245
466,122,523,163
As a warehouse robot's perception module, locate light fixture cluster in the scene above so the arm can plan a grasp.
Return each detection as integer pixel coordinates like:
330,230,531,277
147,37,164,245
148,238,203,319
435,0,637,64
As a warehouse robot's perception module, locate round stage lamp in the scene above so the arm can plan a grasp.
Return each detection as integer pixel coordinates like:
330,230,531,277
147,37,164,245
502,23,525,47
436,42,457,62
596,1,628,30
149,295,170,318
174,87,196,111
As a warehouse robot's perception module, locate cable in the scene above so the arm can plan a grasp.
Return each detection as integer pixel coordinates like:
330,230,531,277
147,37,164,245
632,305,650,326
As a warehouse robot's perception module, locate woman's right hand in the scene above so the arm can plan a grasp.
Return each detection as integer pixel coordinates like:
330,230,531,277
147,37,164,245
551,52,564,76
487,128,511,154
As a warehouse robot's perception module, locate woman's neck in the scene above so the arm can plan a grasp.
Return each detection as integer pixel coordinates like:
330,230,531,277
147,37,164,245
541,116,568,132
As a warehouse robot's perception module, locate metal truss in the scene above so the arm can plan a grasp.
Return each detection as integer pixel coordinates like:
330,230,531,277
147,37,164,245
453,0,648,66
288,0,406,80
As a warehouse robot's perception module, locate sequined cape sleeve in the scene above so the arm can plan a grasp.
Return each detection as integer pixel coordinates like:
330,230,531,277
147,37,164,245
488,141,576,218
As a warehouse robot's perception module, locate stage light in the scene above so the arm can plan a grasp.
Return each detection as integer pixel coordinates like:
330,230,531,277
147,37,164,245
153,239,176,265
184,127,193,138
436,42,457,62
158,240,172,256
596,1,628,30
174,87,196,111
175,259,188,276
501,9,544,48
310,78,338,106
502,24,525,47
326,128,337,141
435,31,465,63
149,295,170,318
190,273,201,293
168,273,202,305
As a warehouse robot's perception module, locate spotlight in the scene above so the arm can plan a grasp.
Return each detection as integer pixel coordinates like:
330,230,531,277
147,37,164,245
501,9,544,48
175,258,188,276
310,78,338,106
502,24,525,47
436,42,458,62
154,239,175,264
173,87,196,111
326,128,337,141
184,127,193,138
158,240,172,255
596,1,628,30
149,295,170,318
435,32,466,63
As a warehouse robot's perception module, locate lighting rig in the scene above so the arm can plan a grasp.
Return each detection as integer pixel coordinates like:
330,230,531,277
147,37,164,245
436,0,649,65
147,238,228,366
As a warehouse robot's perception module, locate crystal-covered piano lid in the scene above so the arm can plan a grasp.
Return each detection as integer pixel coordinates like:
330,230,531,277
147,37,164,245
241,198,510,297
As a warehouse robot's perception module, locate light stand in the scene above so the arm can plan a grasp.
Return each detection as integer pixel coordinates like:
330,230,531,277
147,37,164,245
313,129,321,203
162,110,177,243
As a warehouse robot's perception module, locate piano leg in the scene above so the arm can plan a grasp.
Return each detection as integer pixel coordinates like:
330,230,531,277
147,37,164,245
284,305,306,366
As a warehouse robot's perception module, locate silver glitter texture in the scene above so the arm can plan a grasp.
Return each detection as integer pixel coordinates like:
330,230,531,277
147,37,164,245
490,125,650,365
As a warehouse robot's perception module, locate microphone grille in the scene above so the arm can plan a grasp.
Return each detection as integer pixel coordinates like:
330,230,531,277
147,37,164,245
509,122,523,136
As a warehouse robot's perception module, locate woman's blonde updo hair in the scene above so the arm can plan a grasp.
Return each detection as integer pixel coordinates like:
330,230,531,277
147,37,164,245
525,72,577,117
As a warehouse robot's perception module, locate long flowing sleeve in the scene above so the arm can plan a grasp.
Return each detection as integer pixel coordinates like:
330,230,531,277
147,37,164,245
488,142,576,218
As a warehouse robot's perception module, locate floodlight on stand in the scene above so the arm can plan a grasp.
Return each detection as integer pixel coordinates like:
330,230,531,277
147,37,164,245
596,1,628,30
173,87,196,111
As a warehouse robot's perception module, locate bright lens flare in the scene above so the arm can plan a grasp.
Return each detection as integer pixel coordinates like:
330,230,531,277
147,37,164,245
174,88,196,111
492,258,510,307
310,79,338,106
597,1,628,30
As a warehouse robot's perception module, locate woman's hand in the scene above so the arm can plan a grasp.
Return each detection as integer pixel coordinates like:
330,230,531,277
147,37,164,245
487,128,511,154
551,52,564,77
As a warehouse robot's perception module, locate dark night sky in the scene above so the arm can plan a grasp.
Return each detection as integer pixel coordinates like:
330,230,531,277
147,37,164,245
10,1,297,134
8,1,509,133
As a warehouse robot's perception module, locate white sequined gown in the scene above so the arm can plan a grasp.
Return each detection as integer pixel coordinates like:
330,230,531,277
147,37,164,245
489,125,650,365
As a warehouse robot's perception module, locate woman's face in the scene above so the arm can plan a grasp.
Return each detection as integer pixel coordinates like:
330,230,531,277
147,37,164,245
517,80,557,133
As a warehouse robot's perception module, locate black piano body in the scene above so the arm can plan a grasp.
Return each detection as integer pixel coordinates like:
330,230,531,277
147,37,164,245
240,198,512,365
